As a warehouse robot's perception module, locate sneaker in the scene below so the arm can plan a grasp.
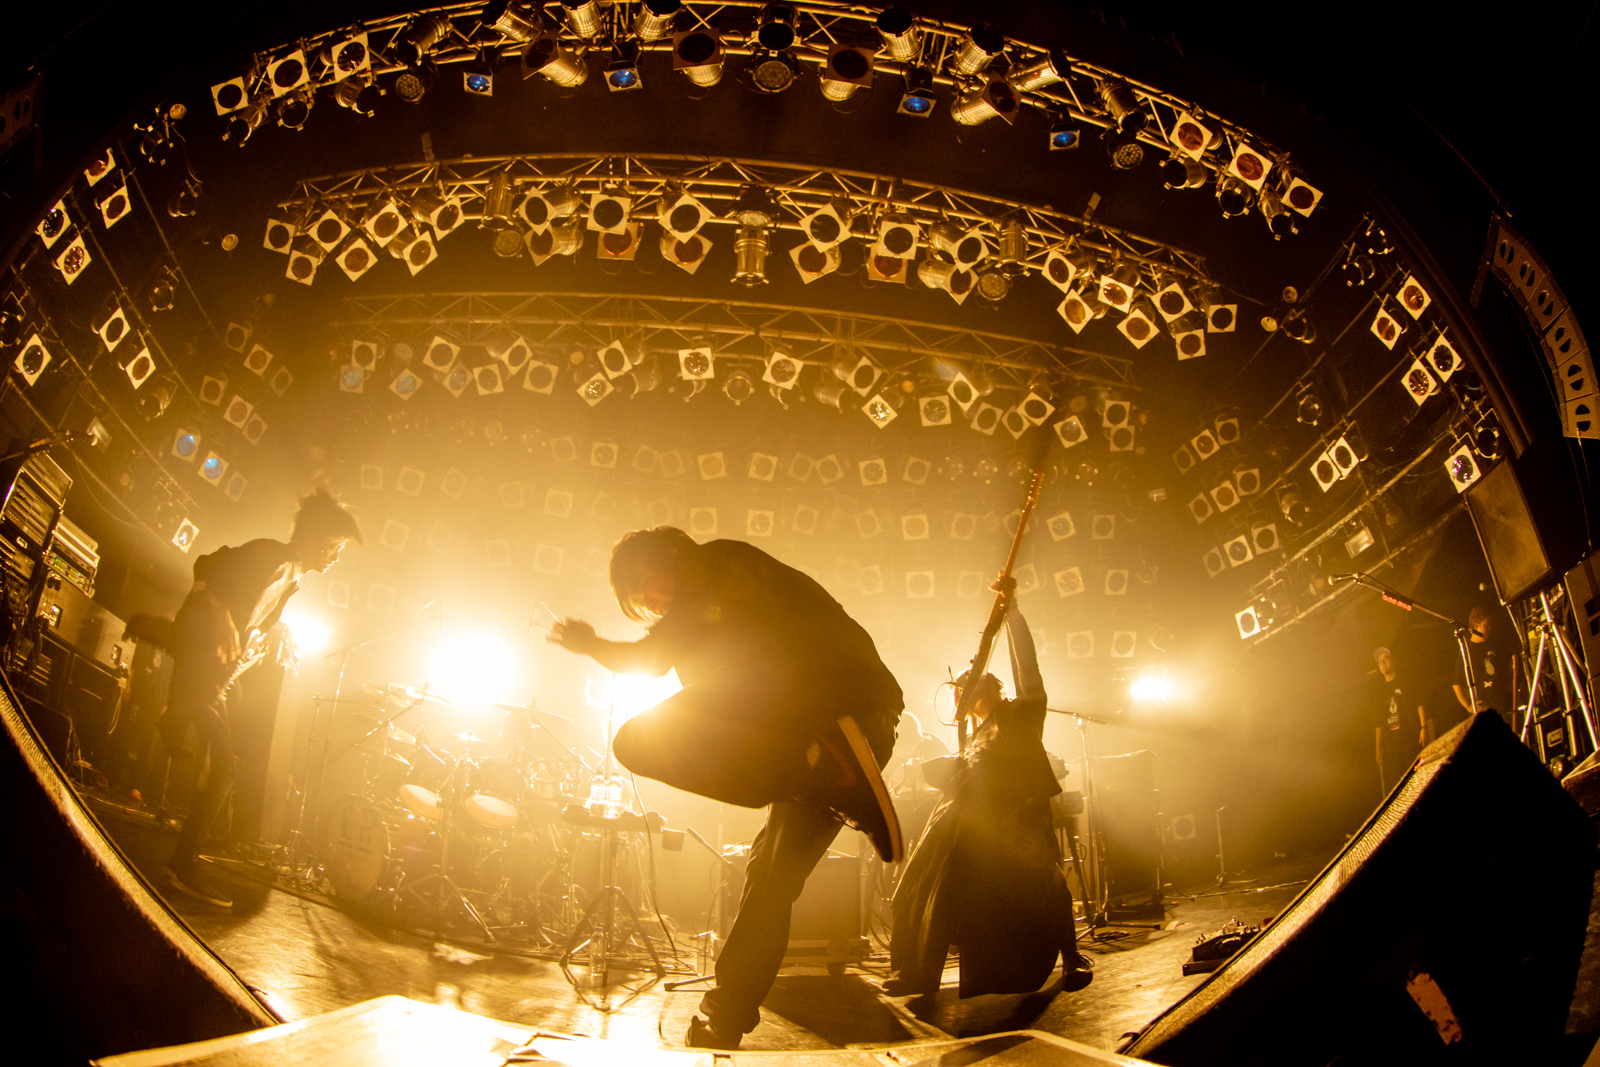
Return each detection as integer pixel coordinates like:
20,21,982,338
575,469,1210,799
880,974,937,997
166,864,233,908
685,1015,741,1050
1057,953,1094,994
820,716,903,863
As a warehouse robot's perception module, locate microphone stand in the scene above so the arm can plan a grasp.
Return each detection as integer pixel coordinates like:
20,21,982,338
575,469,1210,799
1331,573,1482,716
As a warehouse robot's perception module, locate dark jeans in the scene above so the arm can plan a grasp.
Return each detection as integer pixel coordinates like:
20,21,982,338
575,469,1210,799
165,659,237,870
612,673,897,1035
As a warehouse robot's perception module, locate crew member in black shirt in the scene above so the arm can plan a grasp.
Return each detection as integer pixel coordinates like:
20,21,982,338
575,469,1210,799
126,487,362,907
1372,646,1426,796
550,527,902,1050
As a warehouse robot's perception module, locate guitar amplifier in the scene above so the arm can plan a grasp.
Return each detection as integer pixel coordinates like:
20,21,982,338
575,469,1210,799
36,577,132,672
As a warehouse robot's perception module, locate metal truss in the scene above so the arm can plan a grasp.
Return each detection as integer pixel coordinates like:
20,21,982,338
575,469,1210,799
228,1,1306,217
329,291,1138,389
288,151,1212,287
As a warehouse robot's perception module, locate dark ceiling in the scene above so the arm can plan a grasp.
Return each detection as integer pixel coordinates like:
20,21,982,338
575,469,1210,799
1,1,1593,702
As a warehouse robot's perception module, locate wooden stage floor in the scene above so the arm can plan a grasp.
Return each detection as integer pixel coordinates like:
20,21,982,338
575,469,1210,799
85,791,1343,1056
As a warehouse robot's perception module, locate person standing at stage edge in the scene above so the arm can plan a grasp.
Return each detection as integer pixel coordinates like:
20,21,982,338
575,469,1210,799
124,487,362,908
549,526,902,1051
1451,606,1504,725
1372,646,1427,798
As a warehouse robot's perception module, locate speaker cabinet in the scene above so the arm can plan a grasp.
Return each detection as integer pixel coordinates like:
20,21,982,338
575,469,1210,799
1124,713,1595,1066
1096,750,1162,910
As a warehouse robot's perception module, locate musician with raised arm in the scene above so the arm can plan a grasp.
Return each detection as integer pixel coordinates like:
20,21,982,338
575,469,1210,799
549,526,903,1050
883,578,1093,1000
124,487,362,908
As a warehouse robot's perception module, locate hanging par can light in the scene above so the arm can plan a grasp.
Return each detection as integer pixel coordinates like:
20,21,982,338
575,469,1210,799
820,45,874,101
1008,50,1068,92
633,0,681,41
396,15,452,67
561,0,601,38
673,29,725,87
480,0,541,41
950,77,1019,125
876,7,922,61
733,225,770,286
524,35,588,87
1098,78,1148,134
951,24,1006,76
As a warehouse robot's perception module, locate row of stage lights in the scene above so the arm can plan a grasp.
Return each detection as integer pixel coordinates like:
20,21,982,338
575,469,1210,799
331,327,1139,448
215,2,1322,234
266,178,1251,362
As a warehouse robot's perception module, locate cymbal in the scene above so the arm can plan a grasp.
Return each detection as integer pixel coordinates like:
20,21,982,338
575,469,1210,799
496,702,572,723
454,730,488,745
361,682,453,706
387,725,416,746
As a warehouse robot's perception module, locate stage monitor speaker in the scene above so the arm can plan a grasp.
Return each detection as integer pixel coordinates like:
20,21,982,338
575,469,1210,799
1466,460,1553,604
1123,713,1594,1066
722,852,859,941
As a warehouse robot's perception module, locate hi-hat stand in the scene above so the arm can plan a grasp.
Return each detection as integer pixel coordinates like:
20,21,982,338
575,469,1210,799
557,674,667,1010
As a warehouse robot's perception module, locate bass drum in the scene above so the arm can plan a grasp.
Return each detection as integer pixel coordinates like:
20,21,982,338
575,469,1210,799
323,794,439,900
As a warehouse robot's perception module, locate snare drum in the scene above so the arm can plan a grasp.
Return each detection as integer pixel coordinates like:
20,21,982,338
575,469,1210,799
323,794,439,900
463,757,522,830
398,783,443,821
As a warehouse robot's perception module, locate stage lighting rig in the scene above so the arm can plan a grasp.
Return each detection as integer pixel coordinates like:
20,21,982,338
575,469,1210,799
395,14,452,67
820,45,874,101
674,28,725,88
606,44,643,91
1048,117,1082,151
876,6,921,60
481,0,542,41
951,77,1019,126
633,0,680,41
951,23,1005,76
332,77,381,116
394,59,438,103
898,67,936,116
751,4,801,93
464,48,500,95
276,89,312,130
524,34,588,87
562,0,601,38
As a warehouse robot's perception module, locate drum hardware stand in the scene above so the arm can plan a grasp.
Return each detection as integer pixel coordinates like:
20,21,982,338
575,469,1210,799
396,757,495,943
280,609,444,890
663,826,734,991
1519,588,1596,764
558,675,666,1008
275,695,377,892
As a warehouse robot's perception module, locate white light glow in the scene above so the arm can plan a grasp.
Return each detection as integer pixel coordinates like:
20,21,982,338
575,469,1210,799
280,606,330,656
586,669,682,721
1129,671,1172,703
425,629,519,705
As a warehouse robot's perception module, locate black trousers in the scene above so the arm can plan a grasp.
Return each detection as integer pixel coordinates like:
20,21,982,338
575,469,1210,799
164,659,236,869
613,673,896,1035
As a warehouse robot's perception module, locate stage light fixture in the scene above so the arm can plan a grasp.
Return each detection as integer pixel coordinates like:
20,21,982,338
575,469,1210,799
1216,175,1253,218
1427,335,1462,381
790,241,840,283
1445,443,1482,492
751,50,800,93
674,29,725,87
524,35,589,87
396,14,452,66
603,44,643,91
560,0,600,37
733,225,771,285
1311,449,1341,492
663,232,711,273
633,0,680,40
520,185,582,231
464,48,499,95
1098,78,1147,135
975,268,1011,302
876,6,922,60
98,182,131,227
898,67,936,116
970,402,1002,435
308,206,350,251
800,199,850,250
1173,316,1207,360
524,360,557,394
12,333,51,386
1210,478,1239,512
1118,300,1159,348
863,393,899,429
360,200,404,247
1055,414,1088,448
337,363,365,393
286,234,324,285
1235,605,1263,639
332,77,382,116
1162,155,1209,189
952,24,1005,75
1234,467,1261,495
875,214,920,259
1371,304,1405,349
276,89,312,129
1048,119,1082,151
679,347,715,380
820,45,874,101
266,49,309,98
1259,187,1295,239
394,59,439,104
763,348,801,389
1010,50,1068,92
1207,302,1237,333
1295,384,1322,426
1224,534,1254,568
951,77,1018,125
720,368,757,405
1228,143,1274,190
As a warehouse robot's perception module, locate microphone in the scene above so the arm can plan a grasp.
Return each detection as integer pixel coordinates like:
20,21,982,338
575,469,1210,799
1328,573,1359,585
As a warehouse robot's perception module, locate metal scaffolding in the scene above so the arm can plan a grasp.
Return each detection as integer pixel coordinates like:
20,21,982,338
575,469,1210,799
329,291,1138,389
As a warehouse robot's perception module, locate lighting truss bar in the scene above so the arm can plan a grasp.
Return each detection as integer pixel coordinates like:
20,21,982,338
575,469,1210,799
285,152,1212,285
329,291,1137,389
227,2,1297,195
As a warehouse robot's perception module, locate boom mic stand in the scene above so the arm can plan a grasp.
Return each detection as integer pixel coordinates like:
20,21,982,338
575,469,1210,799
1332,573,1484,716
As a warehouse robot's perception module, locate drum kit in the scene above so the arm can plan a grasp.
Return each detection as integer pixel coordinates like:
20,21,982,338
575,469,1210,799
313,684,600,945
